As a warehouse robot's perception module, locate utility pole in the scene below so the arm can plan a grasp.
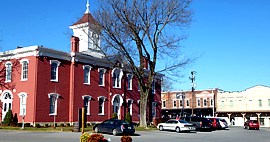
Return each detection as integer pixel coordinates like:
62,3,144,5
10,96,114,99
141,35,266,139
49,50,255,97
189,71,196,116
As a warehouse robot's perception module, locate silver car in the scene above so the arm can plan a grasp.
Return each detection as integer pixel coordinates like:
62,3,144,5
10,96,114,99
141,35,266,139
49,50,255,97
157,119,196,133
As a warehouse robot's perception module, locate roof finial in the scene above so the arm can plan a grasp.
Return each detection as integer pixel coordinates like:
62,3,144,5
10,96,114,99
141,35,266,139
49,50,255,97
85,0,90,13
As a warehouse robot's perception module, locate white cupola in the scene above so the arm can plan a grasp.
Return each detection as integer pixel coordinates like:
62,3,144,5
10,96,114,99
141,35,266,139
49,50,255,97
69,0,104,58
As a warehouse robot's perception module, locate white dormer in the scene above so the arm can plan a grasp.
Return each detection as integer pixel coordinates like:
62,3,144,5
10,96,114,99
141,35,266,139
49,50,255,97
69,0,104,58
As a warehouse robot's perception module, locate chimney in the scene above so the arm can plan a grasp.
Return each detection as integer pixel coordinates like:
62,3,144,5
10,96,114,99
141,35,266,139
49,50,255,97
143,56,148,69
71,36,80,52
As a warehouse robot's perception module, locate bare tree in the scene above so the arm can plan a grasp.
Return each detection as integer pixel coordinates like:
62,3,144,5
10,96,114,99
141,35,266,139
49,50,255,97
94,0,193,127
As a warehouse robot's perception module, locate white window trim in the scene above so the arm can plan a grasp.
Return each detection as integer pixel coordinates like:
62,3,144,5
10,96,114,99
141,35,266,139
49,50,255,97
98,68,106,86
48,93,60,116
162,100,166,108
5,61,12,83
98,96,106,115
50,60,61,82
127,99,133,115
82,95,92,115
20,59,29,81
197,98,201,107
210,98,214,107
203,98,207,107
179,99,183,107
186,99,190,107
18,92,28,116
111,68,123,89
173,99,177,108
127,74,133,90
83,65,92,85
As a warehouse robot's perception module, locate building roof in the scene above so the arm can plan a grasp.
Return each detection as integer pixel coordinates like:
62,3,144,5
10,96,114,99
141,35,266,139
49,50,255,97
71,13,98,26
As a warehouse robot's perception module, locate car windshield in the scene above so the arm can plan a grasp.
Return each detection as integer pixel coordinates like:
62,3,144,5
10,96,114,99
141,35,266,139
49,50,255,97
251,120,258,123
178,120,189,123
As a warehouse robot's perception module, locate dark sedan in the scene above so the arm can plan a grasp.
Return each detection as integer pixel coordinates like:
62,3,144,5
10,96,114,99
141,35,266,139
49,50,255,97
93,119,135,136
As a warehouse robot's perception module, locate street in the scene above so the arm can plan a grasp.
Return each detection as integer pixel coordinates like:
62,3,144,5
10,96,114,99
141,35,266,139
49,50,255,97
0,127,269,142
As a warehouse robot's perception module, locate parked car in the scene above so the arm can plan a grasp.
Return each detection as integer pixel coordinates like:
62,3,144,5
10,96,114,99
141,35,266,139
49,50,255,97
181,116,213,131
219,118,228,129
208,118,221,130
157,119,196,133
244,120,260,130
93,119,135,136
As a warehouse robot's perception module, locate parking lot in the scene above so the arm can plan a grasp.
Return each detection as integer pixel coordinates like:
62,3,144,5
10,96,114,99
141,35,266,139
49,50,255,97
0,127,269,142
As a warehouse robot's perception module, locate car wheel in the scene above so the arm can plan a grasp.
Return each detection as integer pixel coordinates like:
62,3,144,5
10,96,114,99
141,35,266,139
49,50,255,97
244,126,246,129
175,127,181,133
159,126,164,131
94,127,99,133
247,126,250,130
112,129,118,136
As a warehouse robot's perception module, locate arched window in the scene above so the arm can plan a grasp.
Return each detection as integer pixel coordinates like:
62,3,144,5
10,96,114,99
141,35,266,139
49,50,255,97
98,68,106,86
5,62,12,82
112,68,123,88
83,65,91,85
48,93,60,115
82,95,92,115
98,96,106,115
50,60,60,82
18,92,28,116
20,59,29,81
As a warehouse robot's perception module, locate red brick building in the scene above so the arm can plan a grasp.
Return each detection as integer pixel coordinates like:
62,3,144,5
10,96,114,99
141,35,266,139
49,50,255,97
0,3,162,126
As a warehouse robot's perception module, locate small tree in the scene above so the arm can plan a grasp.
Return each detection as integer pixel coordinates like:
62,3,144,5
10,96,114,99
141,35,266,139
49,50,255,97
112,113,118,119
2,109,13,125
125,113,132,124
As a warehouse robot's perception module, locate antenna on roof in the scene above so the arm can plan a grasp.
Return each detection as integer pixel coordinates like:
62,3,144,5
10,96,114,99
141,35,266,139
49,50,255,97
85,0,90,13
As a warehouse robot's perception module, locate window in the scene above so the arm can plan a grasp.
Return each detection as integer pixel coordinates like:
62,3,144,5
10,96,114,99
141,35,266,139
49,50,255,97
152,102,157,118
92,33,99,50
138,100,140,116
203,99,207,107
20,59,29,81
179,100,183,107
50,60,60,82
162,100,166,108
197,98,201,107
112,68,123,88
186,100,190,107
82,95,91,115
127,99,133,115
98,96,106,115
127,74,133,90
259,99,262,107
18,92,27,116
5,62,12,82
210,98,214,106
98,68,106,86
173,100,177,108
48,93,59,115
229,100,233,107
151,80,156,94
83,65,91,85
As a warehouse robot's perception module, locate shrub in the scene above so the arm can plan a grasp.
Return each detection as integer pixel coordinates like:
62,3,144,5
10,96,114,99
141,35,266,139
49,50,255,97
80,133,108,142
12,113,18,126
112,113,118,119
121,135,132,142
2,110,13,125
125,113,132,124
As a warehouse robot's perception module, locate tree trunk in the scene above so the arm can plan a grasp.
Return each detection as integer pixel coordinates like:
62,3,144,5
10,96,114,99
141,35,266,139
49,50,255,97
139,90,149,127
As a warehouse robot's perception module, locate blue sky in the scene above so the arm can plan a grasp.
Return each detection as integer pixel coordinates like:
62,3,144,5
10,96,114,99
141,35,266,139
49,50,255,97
0,0,269,92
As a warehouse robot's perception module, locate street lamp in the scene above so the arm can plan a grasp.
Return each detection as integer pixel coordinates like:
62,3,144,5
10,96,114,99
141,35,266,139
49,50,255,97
181,92,185,117
189,71,196,116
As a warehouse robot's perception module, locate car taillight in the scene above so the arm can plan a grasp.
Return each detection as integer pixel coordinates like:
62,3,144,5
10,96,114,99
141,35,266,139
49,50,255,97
200,122,202,127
